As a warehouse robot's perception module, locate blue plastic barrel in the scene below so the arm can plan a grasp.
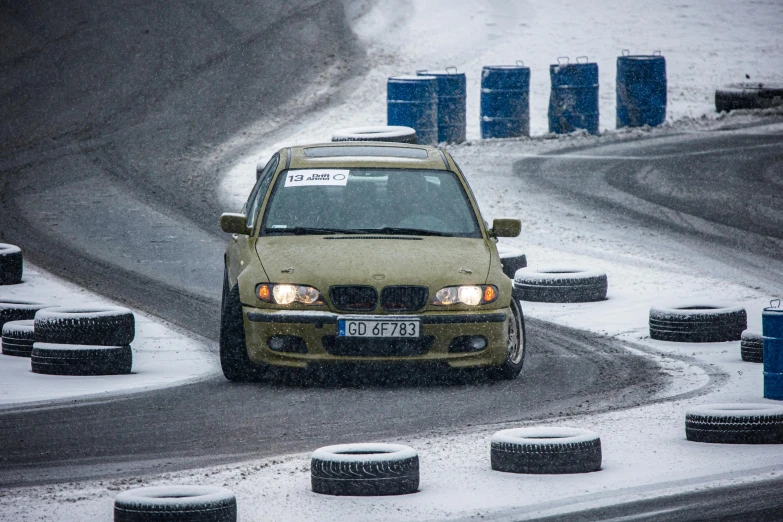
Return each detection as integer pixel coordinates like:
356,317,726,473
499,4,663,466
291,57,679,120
763,302,783,400
548,57,599,135
616,51,667,128
417,68,466,144
480,64,530,139
387,75,438,146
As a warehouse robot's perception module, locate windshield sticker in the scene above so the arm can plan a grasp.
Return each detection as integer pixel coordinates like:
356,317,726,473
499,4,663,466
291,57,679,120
284,169,349,187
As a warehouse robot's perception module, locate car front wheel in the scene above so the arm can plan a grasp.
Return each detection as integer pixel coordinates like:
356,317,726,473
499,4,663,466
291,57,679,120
490,298,526,380
220,271,267,382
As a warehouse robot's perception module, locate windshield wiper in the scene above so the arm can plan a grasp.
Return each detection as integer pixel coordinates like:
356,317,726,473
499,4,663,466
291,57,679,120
358,227,452,237
264,227,344,235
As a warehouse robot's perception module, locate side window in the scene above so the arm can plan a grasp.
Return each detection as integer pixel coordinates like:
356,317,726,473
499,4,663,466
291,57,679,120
246,154,280,228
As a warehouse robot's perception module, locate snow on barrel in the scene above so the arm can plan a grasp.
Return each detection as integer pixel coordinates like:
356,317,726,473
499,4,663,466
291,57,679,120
548,57,599,135
480,64,530,139
417,68,466,144
387,75,438,146
616,50,667,128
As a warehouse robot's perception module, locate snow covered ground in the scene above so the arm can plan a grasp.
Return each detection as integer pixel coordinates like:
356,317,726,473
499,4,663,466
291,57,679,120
0,263,217,408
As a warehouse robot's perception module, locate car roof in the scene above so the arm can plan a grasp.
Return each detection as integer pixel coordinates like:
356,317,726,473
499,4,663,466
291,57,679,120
285,142,450,170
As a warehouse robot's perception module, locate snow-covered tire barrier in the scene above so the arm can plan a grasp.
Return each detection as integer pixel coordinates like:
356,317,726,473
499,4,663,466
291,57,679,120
31,343,133,375
686,403,783,444
741,330,764,363
311,443,419,496
715,83,783,112
0,243,23,285
0,299,51,329
2,319,34,357
491,427,602,474
649,303,747,343
331,126,418,144
512,267,607,303
34,306,135,345
497,246,527,279
113,485,237,522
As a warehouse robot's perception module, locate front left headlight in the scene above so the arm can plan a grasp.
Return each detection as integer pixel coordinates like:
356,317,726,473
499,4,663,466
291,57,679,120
432,285,498,306
256,283,324,305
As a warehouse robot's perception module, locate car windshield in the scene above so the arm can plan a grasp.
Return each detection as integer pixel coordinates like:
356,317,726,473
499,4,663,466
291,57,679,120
260,168,482,238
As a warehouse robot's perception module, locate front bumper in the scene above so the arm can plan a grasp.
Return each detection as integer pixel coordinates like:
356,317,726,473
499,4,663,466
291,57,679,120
242,308,509,369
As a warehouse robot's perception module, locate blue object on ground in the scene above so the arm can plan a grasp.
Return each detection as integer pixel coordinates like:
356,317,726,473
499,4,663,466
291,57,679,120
548,57,599,135
480,64,530,139
418,68,466,144
616,50,667,128
763,302,783,400
387,75,438,146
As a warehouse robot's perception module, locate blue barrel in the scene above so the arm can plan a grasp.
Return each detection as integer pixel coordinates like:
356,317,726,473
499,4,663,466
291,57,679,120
480,64,530,139
616,51,667,128
548,57,599,135
387,75,438,146
417,68,466,144
763,303,783,400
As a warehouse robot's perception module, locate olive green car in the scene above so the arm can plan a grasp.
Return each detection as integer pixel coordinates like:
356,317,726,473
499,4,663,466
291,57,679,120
219,141,525,381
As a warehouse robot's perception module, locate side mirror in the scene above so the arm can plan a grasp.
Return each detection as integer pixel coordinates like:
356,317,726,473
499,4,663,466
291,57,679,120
491,218,521,238
220,213,251,235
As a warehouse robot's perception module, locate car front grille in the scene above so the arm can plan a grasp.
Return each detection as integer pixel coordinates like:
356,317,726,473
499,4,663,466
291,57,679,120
329,285,378,311
322,336,435,356
380,286,429,312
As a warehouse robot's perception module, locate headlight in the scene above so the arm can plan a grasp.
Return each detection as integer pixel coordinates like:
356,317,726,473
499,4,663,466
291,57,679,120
432,285,498,306
256,283,324,305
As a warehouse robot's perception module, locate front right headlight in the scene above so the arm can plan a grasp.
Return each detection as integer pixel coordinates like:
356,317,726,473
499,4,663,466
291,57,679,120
432,285,498,306
256,283,324,305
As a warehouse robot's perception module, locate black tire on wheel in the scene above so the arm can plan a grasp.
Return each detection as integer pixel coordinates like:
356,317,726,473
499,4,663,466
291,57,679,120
34,306,135,345
740,329,763,363
31,343,133,375
0,300,51,329
0,244,23,285
220,276,267,382
715,83,783,112
513,267,607,303
496,245,527,279
491,427,602,474
114,485,237,522
2,319,35,357
331,126,418,144
649,303,747,343
311,443,419,496
490,298,526,380
685,403,783,444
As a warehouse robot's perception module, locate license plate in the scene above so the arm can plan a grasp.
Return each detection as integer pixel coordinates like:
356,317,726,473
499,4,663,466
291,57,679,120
338,318,420,338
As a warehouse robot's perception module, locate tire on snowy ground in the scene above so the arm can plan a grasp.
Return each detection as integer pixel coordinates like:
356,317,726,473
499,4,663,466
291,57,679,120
34,306,135,345
113,485,237,522
311,443,419,496
0,244,23,285
715,83,783,112
685,403,783,444
331,126,418,144
741,329,763,363
2,319,35,357
491,427,602,474
512,267,607,303
496,245,527,279
0,299,51,329
31,343,132,375
649,303,747,343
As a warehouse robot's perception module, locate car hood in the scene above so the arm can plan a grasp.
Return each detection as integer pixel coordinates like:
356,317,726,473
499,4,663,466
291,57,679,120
255,235,492,288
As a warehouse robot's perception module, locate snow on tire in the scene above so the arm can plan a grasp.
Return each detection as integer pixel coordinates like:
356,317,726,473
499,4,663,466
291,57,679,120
0,243,23,285
686,403,783,444
715,83,783,112
31,343,133,375
649,303,746,343
34,306,135,345
491,427,602,474
512,267,607,303
741,329,763,363
2,319,34,357
311,443,419,496
0,299,51,330
114,485,237,522
331,126,418,144
496,245,527,279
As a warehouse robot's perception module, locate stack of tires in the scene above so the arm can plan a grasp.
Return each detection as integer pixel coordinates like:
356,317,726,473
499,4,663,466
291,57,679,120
32,306,135,375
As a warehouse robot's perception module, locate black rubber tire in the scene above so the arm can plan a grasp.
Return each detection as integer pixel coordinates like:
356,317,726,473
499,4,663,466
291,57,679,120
2,319,34,357
0,299,51,330
311,443,419,496
331,126,418,144
0,244,23,285
715,83,783,112
491,427,602,474
34,306,135,345
497,246,527,279
490,299,526,380
686,403,783,444
741,329,763,363
649,303,747,343
220,275,267,382
114,485,237,522
513,267,607,303
31,343,133,375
